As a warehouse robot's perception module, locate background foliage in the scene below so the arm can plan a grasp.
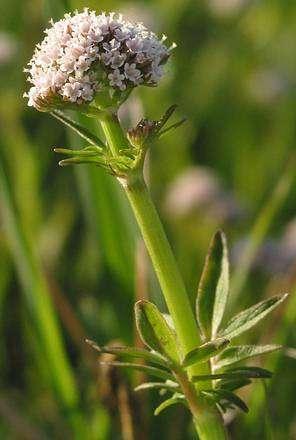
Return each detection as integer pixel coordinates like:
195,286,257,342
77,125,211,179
0,0,295,438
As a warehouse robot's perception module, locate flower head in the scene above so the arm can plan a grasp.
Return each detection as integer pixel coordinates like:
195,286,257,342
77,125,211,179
24,9,173,112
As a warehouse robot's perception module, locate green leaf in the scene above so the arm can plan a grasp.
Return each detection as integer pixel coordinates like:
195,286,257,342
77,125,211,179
192,366,272,382
156,105,178,132
196,231,229,339
219,294,288,340
216,378,251,392
57,156,106,167
99,361,174,381
202,389,249,413
54,146,103,156
134,381,180,393
214,344,281,370
158,118,187,139
154,394,186,416
182,338,229,368
85,339,168,368
51,110,105,147
135,300,180,363
225,366,273,379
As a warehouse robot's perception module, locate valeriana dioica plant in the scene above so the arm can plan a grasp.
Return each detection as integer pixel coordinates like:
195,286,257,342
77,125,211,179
24,9,288,439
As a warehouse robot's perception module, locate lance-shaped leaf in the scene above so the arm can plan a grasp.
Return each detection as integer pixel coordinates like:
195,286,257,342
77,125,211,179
192,366,272,382
156,104,178,133
154,394,186,416
202,389,248,413
99,361,174,381
135,300,180,363
196,231,229,339
224,366,272,378
57,156,107,167
214,344,281,370
158,118,187,139
85,339,168,368
219,294,288,340
182,338,229,368
51,110,105,147
215,378,251,392
54,146,103,156
135,381,180,393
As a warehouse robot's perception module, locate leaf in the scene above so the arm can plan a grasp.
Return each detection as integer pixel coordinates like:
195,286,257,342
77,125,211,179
154,394,186,416
135,300,180,363
192,366,272,382
54,146,103,156
182,338,229,368
218,294,288,340
85,339,168,368
202,389,249,413
99,361,173,381
225,366,273,379
134,381,180,393
58,156,106,167
51,110,105,147
214,344,281,370
196,231,229,339
158,118,187,139
216,378,251,392
156,105,178,132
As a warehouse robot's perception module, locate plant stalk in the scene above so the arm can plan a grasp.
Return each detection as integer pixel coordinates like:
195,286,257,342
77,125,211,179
100,112,128,157
99,114,227,439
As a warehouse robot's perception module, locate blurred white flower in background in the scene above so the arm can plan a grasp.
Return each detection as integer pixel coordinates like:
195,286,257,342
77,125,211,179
164,167,244,222
207,0,248,17
0,32,17,65
246,68,287,104
232,218,296,275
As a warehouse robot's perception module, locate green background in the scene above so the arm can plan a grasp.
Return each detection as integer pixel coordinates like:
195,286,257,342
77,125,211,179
0,0,295,438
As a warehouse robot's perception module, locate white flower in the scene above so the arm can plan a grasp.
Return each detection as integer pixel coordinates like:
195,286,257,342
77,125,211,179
126,37,143,53
108,69,126,90
103,38,121,52
114,26,131,42
149,61,164,83
124,63,142,84
110,52,126,69
24,8,172,110
62,81,82,102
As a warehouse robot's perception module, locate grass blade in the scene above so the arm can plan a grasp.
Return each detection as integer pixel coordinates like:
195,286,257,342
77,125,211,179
230,158,295,307
0,163,83,426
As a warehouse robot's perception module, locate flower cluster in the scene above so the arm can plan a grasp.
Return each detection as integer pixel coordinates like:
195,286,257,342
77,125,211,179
24,9,173,110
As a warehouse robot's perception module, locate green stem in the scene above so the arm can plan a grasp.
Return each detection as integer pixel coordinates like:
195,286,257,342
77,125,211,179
99,115,227,439
124,175,200,355
100,112,128,156
176,370,227,440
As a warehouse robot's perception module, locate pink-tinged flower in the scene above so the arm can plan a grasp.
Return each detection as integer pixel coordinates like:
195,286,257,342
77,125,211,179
124,63,142,84
24,8,173,111
108,69,126,90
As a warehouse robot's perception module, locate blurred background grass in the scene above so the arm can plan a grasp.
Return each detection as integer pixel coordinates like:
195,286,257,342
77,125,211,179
0,0,296,438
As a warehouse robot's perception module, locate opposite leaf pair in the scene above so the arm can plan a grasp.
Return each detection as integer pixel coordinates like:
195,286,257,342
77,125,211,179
87,231,287,417
52,106,186,176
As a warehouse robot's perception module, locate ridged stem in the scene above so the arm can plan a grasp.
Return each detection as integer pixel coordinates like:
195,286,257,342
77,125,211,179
99,115,227,439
